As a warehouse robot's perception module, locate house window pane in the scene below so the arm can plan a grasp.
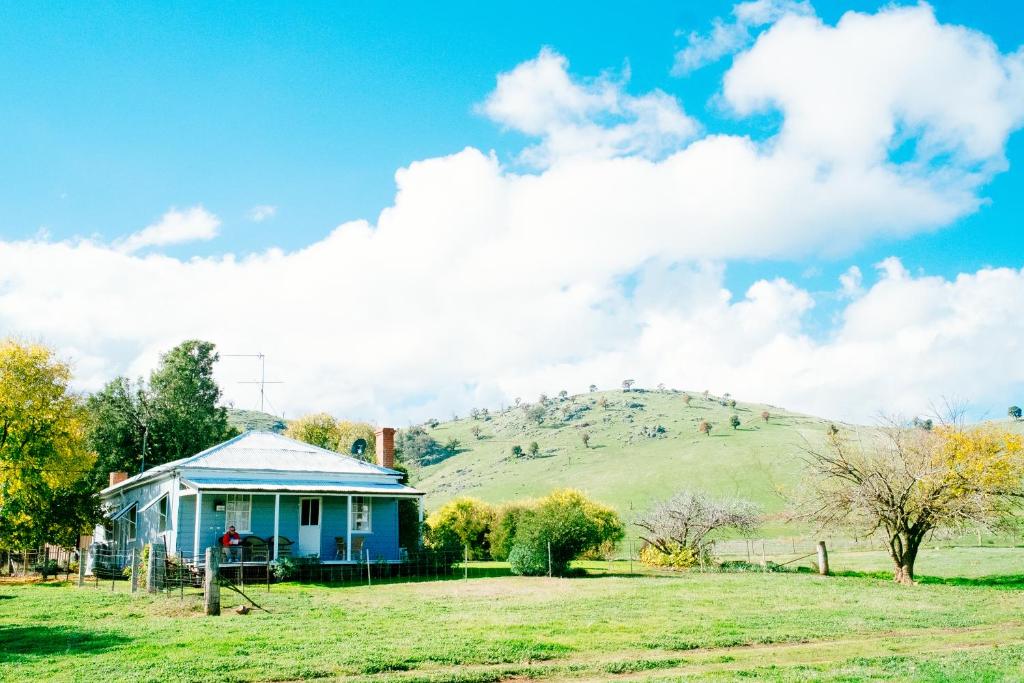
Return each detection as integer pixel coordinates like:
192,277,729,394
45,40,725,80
301,499,320,526
127,505,137,541
158,496,169,532
225,494,252,533
351,497,371,532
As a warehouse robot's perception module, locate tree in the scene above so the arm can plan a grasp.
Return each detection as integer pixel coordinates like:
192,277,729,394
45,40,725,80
0,340,98,550
85,377,149,491
698,420,712,436
526,404,546,425
580,432,591,448
146,340,236,462
395,426,443,466
635,491,760,567
729,415,741,430
507,489,623,576
510,444,524,458
728,399,737,408
558,390,568,400
682,394,692,406
528,441,541,458
391,464,421,551
799,421,1024,584
588,384,598,393
488,502,533,561
761,410,770,423
1010,406,1022,421
471,425,482,440
286,413,342,451
621,379,635,392
425,497,495,559
335,421,376,461
657,383,666,392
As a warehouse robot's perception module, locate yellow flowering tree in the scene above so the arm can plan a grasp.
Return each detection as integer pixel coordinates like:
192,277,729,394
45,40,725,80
800,420,1024,584
0,340,98,550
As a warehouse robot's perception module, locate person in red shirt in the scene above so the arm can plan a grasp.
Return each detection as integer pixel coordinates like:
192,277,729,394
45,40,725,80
221,525,241,561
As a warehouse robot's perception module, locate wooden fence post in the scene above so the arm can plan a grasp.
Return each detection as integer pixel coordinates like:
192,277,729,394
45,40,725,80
130,547,139,593
204,548,220,616
816,541,830,576
146,544,158,593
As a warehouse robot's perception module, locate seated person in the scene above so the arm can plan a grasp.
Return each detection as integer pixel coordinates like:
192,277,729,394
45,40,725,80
221,525,241,561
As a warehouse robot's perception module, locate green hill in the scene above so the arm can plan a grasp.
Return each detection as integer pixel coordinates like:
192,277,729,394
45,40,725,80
411,389,842,534
228,408,287,434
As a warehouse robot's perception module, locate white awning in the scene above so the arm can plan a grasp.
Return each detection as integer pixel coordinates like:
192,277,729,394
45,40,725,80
179,478,424,496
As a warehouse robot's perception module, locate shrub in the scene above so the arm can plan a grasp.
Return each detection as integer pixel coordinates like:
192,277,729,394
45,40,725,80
507,542,548,576
638,542,700,569
425,497,495,559
510,444,524,458
488,502,533,561
507,489,624,576
528,441,540,457
272,556,298,580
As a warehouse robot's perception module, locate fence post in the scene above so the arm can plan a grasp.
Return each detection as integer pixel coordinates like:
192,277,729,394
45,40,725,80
146,544,159,593
77,549,86,587
365,548,371,586
816,541,830,576
130,547,139,593
204,548,220,616
760,540,766,570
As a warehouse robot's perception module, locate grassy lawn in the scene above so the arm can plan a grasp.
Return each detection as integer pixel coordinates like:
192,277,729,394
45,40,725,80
2,548,1023,682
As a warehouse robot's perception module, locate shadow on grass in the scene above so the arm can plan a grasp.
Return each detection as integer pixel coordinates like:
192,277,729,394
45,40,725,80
0,625,129,660
829,568,1024,589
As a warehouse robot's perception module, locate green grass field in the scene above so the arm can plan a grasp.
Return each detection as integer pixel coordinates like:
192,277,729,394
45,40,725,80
3,547,1022,682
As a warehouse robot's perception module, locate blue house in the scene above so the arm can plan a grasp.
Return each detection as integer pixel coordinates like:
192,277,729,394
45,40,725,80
94,428,423,566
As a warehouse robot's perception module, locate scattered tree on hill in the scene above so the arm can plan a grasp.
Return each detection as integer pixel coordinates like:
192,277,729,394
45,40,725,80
761,410,770,423
1010,406,1022,421
0,340,100,550
86,339,237,489
698,420,712,436
911,416,933,431
657,383,666,392
729,415,741,430
621,379,635,392
443,438,461,454
597,396,608,408
581,432,591,448
513,397,522,407
682,393,692,406
558,390,568,400
507,489,624,576
538,393,549,404
425,418,440,428
471,425,482,440
510,444,524,458
635,491,760,568
528,441,541,458
588,384,598,393
526,404,546,425
392,464,421,551
728,399,737,408
798,419,1024,584
425,497,495,559
702,390,710,399
395,426,458,466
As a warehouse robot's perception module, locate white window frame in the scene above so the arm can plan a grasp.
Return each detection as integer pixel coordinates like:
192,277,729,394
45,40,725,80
350,496,371,533
225,494,252,534
157,495,169,532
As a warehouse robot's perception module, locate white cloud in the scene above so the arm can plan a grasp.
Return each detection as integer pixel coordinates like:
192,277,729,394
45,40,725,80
116,206,221,253
838,265,863,299
249,205,277,222
673,0,813,75
1,5,1023,425
480,48,699,167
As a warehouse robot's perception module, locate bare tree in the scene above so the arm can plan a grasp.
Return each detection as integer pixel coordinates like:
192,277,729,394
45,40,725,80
635,491,760,561
580,431,591,448
798,419,1024,584
698,419,712,436
621,379,635,392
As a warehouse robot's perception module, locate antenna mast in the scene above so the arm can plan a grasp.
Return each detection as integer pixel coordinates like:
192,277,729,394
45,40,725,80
224,352,283,413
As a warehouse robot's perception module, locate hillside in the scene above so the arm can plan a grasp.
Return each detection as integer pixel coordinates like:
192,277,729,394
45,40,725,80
411,389,839,534
228,408,287,434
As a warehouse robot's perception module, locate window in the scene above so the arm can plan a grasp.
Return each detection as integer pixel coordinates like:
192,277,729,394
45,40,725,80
225,494,252,533
300,498,320,526
351,496,371,532
157,496,169,532
126,504,137,542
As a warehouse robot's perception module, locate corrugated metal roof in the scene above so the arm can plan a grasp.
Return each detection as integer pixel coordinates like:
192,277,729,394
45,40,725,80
102,430,401,495
181,477,423,496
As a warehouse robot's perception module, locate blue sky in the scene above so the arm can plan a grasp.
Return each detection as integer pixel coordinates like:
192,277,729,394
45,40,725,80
1,1,1022,422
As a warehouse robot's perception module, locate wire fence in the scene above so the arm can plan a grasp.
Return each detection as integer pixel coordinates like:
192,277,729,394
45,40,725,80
0,547,79,580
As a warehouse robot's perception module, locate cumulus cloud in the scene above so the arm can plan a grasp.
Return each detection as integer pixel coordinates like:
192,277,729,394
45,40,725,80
249,205,277,222
116,206,221,253
480,48,699,167
673,0,813,75
1,4,1023,424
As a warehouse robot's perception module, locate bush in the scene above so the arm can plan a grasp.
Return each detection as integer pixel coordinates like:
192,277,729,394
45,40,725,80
425,497,495,559
638,542,700,569
488,502,533,561
507,489,624,577
271,556,298,580
507,541,549,576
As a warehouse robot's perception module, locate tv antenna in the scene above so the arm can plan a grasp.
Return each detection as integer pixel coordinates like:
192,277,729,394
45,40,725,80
223,352,283,413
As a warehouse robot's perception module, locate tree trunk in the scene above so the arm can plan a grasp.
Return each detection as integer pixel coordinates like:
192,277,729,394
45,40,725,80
888,531,920,585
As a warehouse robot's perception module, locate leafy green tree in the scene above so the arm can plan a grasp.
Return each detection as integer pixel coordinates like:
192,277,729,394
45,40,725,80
729,415,741,430
392,464,421,550
336,421,376,461
528,441,540,458
286,413,342,450
488,502,533,561
507,489,624,576
395,426,442,465
425,497,495,559
588,384,598,393
580,431,591,448
510,444,524,458
526,404,546,425
1010,406,1022,421
85,377,148,491
698,420,712,436
0,340,98,550
558,390,568,400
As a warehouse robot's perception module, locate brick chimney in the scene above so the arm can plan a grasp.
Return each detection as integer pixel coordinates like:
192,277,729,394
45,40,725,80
375,427,396,469
109,471,129,488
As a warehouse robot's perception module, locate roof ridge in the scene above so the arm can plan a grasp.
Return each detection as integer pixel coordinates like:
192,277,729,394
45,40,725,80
243,430,399,474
